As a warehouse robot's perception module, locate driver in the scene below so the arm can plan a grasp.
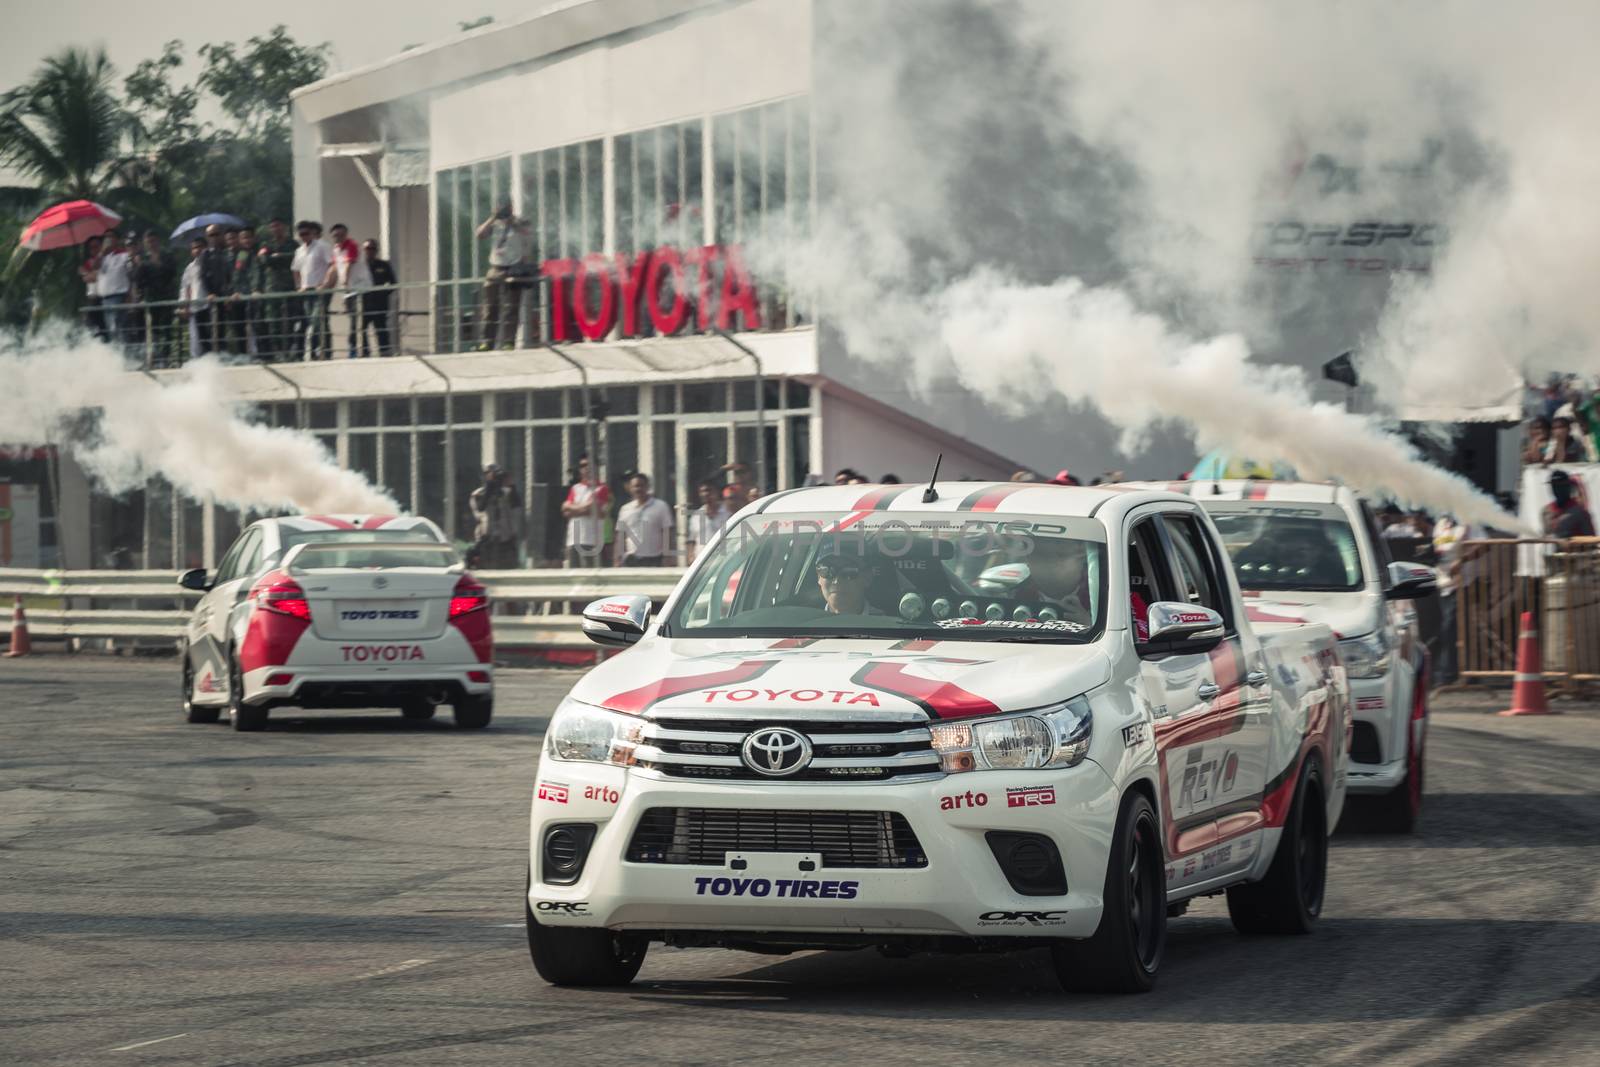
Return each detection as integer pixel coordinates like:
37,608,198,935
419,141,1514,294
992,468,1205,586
1264,524,1331,581
1026,538,1094,624
815,552,882,616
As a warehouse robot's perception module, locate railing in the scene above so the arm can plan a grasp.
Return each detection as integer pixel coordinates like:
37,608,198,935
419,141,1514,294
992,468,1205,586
1454,538,1600,686
0,567,686,653
82,265,809,372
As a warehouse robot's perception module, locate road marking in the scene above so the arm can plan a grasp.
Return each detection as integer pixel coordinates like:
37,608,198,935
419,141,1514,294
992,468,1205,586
111,1033,190,1052
356,958,432,980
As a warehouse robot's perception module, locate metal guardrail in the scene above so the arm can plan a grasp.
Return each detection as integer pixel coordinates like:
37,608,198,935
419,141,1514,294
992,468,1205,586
0,567,685,651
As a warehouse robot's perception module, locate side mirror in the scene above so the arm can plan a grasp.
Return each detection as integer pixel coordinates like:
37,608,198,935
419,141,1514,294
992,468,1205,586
581,594,651,648
1385,561,1437,601
177,568,211,592
1141,602,1226,655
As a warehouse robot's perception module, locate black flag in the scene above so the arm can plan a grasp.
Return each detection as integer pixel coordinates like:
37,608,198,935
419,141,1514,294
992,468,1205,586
1323,351,1359,388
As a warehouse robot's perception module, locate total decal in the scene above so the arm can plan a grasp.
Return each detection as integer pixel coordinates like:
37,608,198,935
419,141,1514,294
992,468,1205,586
693,877,860,900
340,644,425,662
977,910,1069,928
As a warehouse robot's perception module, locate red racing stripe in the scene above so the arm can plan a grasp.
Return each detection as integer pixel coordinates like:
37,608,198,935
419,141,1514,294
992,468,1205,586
957,485,1028,512
891,639,938,651
853,485,912,510
360,515,396,530
1244,482,1270,500
769,638,818,649
601,660,776,714
850,661,999,719
300,515,357,529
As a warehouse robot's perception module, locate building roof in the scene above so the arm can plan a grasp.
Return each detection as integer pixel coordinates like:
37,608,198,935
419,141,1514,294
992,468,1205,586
292,0,718,124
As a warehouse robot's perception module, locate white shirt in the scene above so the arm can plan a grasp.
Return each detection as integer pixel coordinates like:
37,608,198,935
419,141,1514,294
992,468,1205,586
687,504,729,550
179,259,207,306
97,250,132,296
292,240,333,290
1432,517,1484,595
564,481,610,548
616,496,674,560
487,219,529,267
345,255,373,291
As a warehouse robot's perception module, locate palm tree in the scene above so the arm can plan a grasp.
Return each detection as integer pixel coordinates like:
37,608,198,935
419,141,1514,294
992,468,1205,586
0,47,166,326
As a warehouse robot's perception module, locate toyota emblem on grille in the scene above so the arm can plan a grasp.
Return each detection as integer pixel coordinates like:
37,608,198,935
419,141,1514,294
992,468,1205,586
741,727,812,777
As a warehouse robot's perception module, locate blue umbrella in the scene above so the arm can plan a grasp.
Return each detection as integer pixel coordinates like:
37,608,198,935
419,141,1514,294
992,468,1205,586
170,213,247,243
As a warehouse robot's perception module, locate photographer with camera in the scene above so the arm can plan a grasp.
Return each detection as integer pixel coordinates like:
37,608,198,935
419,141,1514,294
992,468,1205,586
469,463,525,569
473,200,533,351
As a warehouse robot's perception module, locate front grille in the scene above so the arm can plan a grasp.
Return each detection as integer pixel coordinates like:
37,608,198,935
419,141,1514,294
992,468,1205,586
626,807,929,868
635,715,941,783
1350,721,1381,764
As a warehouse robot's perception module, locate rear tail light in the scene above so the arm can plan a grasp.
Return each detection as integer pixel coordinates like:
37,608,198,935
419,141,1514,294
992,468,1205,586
450,573,489,618
250,572,312,621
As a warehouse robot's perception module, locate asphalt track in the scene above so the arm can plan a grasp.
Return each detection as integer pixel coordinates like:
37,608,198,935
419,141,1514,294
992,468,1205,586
3,657,1599,1066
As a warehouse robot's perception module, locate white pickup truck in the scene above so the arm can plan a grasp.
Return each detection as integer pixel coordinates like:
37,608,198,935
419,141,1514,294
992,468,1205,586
526,482,1351,993
1149,480,1435,831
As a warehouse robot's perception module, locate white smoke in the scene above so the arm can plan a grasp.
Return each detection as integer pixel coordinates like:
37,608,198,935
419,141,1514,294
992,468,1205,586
777,0,1600,526
0,335,395,515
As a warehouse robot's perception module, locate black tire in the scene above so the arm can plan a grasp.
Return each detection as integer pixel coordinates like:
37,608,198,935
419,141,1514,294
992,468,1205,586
1228,760,1327,935
525,895,646,987
1051,791,1165,993
227,650,269,732
453,694,493,729
182,650,220,724
399,698,437,721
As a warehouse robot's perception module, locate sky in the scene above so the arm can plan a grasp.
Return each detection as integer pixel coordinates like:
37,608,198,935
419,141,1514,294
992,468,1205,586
2,0,536,96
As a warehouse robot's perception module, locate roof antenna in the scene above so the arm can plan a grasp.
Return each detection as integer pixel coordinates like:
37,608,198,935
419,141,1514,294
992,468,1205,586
921,453,944,503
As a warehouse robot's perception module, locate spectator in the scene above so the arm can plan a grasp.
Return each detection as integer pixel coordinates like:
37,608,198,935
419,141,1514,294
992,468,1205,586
1379,504,1412,539
469,463,524,569
327,224,370,358
832,468,868,485
130,231,178,367
722,461,754,498
95,231,134,348
473,200,532,351
290,221,333,359
197,224,234,355
686,478,729,563
1009,469,1038,482
561,454,610,567
1051,469,1080,486
257,218,298,359
1522,416,1551,464
1432,514,1486,684
231,225,263,358
1543,470,1596,538
616,473,674,566
881,473,901,484
79,234,105,340
177,237,209,358
721,483,744,511
1544,415,1593,463
359,239,397,357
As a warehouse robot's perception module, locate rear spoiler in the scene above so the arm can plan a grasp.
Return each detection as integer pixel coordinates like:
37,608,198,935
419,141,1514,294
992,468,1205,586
280,541,463,572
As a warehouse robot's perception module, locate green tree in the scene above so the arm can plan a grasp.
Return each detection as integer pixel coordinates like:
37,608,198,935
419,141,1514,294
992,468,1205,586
0,48,164,327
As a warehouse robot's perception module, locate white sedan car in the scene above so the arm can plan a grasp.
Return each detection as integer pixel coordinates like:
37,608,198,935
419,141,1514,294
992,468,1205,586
178,515,494,731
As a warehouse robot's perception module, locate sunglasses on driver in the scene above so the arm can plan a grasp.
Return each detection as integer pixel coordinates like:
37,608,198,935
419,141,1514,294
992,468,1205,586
815,556,864,581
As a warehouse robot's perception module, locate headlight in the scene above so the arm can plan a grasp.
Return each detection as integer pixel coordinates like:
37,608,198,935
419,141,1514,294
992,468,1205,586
545,698,642,765
929,696,1094,773
1339,631,1392,680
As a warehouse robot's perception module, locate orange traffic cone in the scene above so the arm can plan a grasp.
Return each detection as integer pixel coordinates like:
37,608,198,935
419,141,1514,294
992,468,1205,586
1499,611,1555,716
4,595,31,658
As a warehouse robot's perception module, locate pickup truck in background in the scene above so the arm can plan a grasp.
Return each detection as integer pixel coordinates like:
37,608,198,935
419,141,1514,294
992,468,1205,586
1156,479,1435,831
525,482,1351,993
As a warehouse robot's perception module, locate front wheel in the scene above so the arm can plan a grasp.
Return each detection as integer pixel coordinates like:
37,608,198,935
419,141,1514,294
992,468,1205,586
526,897,646,986
1051,790,1165,993
453,694,492,729
1368,689,1426,834
182,650,220,724
1228,760,1326,935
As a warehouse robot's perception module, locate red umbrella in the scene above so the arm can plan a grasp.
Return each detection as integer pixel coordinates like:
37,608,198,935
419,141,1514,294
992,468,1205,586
18,200,123,251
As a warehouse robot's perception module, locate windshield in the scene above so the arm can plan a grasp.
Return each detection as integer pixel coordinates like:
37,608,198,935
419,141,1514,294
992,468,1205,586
1203,502,1364,592
666,511,1108,642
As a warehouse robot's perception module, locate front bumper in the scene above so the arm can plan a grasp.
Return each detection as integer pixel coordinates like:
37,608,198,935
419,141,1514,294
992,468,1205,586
527,761,1121,941
1346,672,1421,795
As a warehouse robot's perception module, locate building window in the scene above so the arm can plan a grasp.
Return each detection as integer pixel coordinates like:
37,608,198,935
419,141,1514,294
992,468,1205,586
712,97,811,327
614,120,704,255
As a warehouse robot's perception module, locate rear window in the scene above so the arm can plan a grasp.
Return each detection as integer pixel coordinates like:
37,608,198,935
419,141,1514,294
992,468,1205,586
280,526,441,552
291,544,460,570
